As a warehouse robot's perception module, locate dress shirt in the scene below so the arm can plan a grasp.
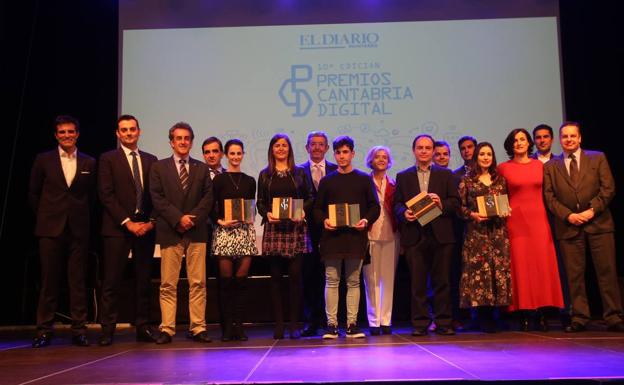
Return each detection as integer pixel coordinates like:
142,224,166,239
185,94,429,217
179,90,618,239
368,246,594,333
416,163,432,193
311,160,326,175
173,154,190,175
537,153,552,164
58,146,77,187
121,145,144,186
563,148,582,175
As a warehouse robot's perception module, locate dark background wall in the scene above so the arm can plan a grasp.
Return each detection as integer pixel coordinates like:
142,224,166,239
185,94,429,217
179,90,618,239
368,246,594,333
1,0,622,325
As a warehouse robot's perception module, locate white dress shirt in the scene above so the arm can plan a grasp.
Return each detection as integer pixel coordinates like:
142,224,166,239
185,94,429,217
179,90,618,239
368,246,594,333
121,144,144,187
58,146,77,187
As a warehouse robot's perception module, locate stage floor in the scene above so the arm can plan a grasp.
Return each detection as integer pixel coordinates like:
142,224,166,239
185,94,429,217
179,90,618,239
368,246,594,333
1,325,624,385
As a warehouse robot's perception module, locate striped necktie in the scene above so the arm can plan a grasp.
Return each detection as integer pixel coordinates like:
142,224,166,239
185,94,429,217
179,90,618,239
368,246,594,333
179,159,189,191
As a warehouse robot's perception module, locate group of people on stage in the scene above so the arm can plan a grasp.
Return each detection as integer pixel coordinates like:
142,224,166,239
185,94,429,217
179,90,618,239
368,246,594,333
29,114,624,348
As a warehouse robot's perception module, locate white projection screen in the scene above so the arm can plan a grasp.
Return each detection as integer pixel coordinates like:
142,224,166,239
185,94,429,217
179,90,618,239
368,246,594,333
119,1,563,179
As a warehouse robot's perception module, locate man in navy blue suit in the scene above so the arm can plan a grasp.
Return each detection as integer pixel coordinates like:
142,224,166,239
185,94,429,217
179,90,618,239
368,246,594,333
394,134,460,336
29,115,96,347
97,115,159,346
298,131,337,336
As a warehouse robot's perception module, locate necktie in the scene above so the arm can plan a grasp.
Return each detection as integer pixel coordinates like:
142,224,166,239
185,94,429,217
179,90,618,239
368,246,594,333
210,168,221,180
130,152,143,212
569,153,579,186
179,159,189,191
312,164,322,190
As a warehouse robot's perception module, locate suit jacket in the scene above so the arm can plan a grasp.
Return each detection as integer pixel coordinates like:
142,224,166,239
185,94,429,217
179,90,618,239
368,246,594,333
543,150,615,240
29,149,96,238
394,164,459,246
452,164,468,179
530,152,557,162
98,147,158,237
298,160,338,230
298,160,338,196
149,156,213,247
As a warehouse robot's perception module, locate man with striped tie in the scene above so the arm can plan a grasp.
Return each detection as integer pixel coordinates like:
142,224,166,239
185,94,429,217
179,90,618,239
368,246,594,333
149,122,214,344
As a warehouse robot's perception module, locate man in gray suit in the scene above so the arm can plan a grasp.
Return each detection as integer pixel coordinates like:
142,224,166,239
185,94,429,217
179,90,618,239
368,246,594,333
543,121,624,332
150,122,214,343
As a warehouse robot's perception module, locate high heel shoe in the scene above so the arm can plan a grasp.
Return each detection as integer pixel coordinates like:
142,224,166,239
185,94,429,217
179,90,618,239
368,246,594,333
536,313,549,332
520,313,530,332
273,324,285,340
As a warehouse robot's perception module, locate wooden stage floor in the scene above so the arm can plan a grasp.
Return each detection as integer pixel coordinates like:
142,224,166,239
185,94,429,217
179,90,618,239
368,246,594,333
1,324,624,385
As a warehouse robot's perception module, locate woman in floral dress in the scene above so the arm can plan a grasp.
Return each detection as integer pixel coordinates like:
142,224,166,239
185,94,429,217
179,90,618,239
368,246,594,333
458,142,512,332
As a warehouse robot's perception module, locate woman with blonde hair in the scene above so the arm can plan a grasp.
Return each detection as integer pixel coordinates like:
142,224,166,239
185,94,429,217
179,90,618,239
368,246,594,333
363,145,399,335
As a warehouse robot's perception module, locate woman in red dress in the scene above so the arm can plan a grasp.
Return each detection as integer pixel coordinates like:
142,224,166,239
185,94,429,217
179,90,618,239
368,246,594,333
497,128,564,331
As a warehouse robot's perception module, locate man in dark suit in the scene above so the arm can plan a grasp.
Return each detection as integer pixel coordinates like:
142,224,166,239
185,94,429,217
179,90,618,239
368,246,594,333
532,123,569,321
433,140,451,169
297,131,337,336
450,135,476,330
394,134,460,336
149,122,214,344
531,124,557,163
543,122,624,332
202,136,226,179
29,115,96,347
97,115,158,346
201,136,225,333
452,135,476,180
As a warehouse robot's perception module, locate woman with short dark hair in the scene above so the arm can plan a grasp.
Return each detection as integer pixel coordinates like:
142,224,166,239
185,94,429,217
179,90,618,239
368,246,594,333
498,129,564,331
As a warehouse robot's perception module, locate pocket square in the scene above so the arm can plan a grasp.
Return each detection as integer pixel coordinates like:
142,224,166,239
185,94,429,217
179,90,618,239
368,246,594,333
80,171,91,174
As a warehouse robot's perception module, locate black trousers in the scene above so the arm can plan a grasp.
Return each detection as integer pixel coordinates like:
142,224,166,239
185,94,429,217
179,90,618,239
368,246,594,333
404,233,454,329
37,226,88,335
559,231,623,326
99,232,155,333
302,227,325,328
270,254,303,327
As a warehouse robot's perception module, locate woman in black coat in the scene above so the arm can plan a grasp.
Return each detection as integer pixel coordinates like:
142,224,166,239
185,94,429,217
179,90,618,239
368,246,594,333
257,133,314,339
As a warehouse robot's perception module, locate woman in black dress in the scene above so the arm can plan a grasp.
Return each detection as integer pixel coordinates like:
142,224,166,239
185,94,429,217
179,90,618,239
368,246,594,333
257,134,313,339
211,139,258,341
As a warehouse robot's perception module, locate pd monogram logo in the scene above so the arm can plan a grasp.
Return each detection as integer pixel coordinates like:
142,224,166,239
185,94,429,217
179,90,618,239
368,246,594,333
279,65,313,117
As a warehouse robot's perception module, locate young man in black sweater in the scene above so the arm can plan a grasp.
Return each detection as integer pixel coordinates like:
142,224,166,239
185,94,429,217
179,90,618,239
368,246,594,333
313,136,380,338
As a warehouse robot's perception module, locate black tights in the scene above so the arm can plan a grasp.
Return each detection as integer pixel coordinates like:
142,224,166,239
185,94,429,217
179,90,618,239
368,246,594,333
219,256,251,278
269,254,303,330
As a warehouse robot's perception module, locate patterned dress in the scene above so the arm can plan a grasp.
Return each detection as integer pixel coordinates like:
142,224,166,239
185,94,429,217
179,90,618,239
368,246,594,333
458,175,512,308
211,172,259,258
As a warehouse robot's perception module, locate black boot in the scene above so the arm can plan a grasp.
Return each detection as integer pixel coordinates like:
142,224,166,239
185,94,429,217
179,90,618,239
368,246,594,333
220,277,234,342
519,311,530,331
233,276,248,341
